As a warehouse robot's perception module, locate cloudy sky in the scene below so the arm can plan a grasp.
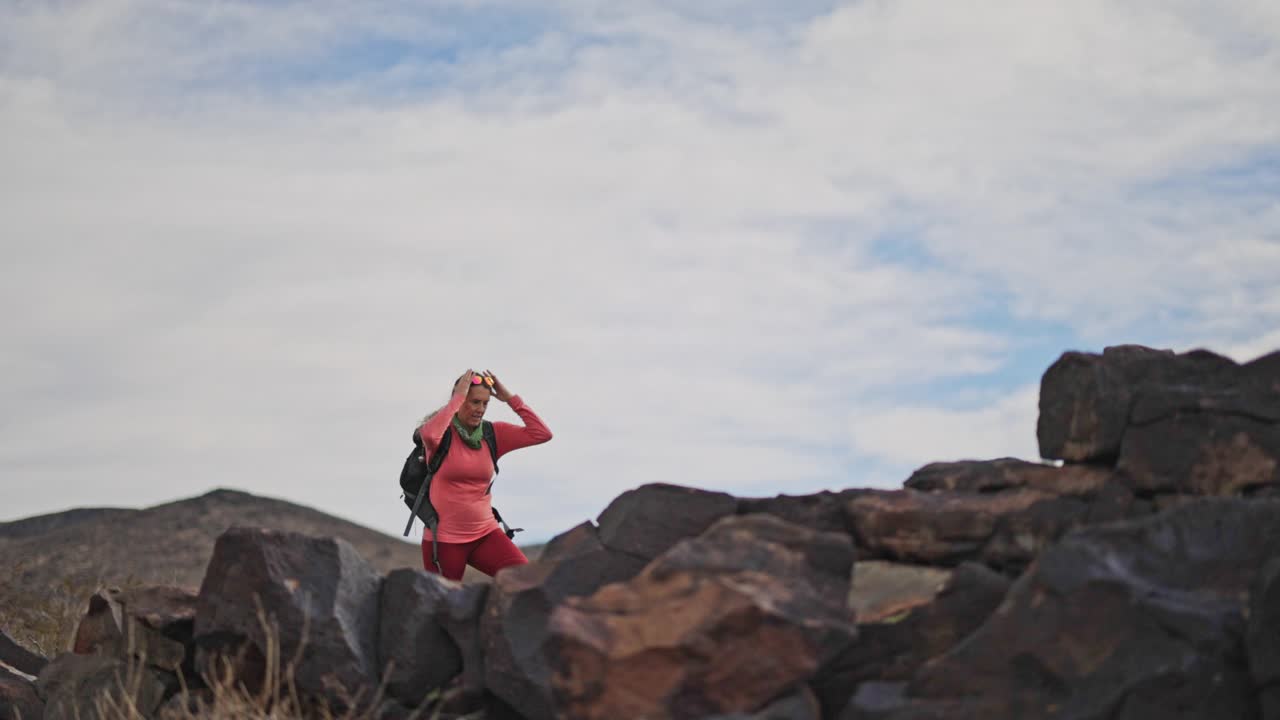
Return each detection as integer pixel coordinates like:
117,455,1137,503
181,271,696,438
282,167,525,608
3,0,1278,544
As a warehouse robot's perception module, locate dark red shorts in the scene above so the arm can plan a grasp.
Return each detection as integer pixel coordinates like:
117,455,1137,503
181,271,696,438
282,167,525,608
422,526,528,581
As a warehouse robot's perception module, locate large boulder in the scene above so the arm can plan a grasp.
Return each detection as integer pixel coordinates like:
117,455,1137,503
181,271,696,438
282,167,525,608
481,521,649,720
595,483,739,563
1,664,43,720
193,526,381,713
1037,345,1239,463
547,514,857,720
891,498,1280,719
377,569,463,709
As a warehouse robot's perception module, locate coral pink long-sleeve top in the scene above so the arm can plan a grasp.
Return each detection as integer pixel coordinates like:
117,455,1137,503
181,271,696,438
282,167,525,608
418,392,552,543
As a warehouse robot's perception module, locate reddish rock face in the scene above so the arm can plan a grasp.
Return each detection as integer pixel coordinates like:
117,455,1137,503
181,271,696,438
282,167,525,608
481,521,650,720
846,488,1090,572
547,514,857,720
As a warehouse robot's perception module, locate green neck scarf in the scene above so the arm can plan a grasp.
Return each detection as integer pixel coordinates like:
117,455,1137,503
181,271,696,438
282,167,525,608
452,416,484,449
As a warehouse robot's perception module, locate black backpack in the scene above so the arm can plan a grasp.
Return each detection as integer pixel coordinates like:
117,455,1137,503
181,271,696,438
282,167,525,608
400,421,522,570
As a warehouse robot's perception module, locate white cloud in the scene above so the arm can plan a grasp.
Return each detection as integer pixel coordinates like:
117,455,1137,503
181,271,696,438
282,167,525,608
1,0,1278,542
849,385,1043,470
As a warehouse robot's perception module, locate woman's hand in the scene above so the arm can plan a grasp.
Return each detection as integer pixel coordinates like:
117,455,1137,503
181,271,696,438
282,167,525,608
486,369,513,402
453,368,476,397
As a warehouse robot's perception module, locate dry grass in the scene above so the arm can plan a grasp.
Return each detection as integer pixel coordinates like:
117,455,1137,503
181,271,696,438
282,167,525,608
0,558,131,658
2,571,486,719
81,599,458,720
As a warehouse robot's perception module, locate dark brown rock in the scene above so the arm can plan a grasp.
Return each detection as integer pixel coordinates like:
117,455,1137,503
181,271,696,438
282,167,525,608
846,489,1089,571
71,586,196,673
547,514,857,720
481,521,648,720
595,483,739,562
377,569,462,708
1,664,43,720
738,490,857,534
1037,345,1238,462
1119,400,1280,496
193,526,381,713
436,582,489,698
903,498,1276,719
0,630,47,677
1248,557,1280,702
904,458,1113,496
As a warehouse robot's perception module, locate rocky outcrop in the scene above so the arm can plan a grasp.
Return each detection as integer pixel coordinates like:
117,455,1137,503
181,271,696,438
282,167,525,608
874,499,1278,719
547,515,857,720
1036,345,1239,462
15,342,1280,720
1038,345,1280,475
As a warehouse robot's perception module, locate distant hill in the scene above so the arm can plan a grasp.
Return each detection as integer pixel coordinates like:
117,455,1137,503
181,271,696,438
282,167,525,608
0,507,139,543
0,488,544,651
0,489,427,593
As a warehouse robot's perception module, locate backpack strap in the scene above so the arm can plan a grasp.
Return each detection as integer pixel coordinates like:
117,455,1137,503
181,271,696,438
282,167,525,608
481,421,522,540
482,420,499,475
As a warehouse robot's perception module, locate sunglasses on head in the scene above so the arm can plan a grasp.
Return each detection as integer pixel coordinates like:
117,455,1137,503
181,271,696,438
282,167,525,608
471,373,495,388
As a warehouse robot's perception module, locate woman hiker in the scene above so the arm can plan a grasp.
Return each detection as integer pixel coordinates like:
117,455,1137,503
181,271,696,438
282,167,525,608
416,368,552,580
